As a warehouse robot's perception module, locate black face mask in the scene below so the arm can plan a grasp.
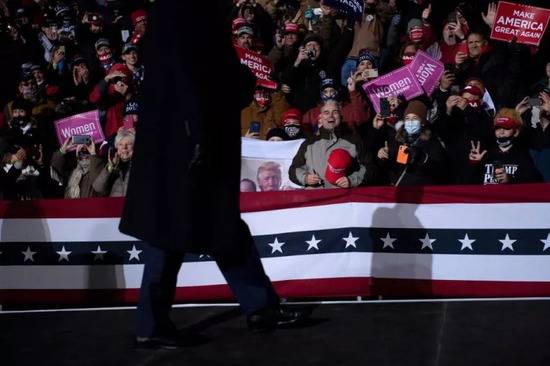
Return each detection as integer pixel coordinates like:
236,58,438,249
11,117,29,129
496,136,514,148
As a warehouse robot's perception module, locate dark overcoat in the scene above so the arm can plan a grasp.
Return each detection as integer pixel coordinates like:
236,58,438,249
119,1,255,258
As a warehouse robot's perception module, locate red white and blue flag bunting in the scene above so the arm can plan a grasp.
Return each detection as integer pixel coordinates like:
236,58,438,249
1,183,550,306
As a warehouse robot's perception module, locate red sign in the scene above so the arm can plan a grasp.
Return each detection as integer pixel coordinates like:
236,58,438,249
234,45,277,89
490,1,550,46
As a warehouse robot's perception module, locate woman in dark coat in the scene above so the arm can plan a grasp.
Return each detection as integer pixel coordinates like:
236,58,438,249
118,1,306,348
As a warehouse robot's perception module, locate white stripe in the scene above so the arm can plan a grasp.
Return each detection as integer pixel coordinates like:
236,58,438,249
3,297,550,315
3,252,550,290
243,202,550,235
1,202,549,242
0,218,137,242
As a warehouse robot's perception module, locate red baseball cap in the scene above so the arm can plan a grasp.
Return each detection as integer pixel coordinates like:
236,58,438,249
282,108,302,125
494,117,521,130
325,149,352,185
461,84,483,98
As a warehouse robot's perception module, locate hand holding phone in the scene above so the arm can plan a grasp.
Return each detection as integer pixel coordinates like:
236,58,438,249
396,145,409,165
72,135,92,145
249,121,261,134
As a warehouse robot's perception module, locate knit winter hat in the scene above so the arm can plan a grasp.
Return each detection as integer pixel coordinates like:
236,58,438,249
358,49,379,68
407,18,423,33
404,100,427,123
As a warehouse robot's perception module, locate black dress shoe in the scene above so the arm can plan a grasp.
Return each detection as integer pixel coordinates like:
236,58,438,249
134,332,207,350
247,306,311,333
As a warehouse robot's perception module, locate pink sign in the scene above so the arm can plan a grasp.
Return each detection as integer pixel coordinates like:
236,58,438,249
54,110,105,147
407,50,444,96
490,1,550,46
362,66,424,113
234,45,277,90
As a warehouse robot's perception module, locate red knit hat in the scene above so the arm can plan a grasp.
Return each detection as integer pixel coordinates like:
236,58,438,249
282,108,302,125
325,149,352,185
131,9,147,26
494,117,521,130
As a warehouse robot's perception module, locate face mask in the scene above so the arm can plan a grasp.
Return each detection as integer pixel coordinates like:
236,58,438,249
404,119,421,136
254,92,271,107
284,125,300,138
13,160,24,170
321,89,339,102
402,53,415,65
468,99,481,108
409,28,424,42
11,117,28,128
496,136,514,148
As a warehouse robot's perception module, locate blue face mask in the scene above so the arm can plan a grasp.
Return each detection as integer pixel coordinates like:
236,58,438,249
404,119,421,136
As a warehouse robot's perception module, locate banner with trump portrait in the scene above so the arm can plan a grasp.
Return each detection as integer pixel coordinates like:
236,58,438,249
240,138,304,192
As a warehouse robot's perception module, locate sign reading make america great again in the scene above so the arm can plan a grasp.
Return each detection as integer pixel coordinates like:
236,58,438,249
362,66,424,113
234,45,277,89
490,1,550,46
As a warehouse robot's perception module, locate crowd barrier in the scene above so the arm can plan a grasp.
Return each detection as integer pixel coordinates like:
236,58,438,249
1,183,550,307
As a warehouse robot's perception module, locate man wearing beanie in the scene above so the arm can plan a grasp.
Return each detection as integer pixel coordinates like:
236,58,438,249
289,100,375,189
301,77,371,135
376,100,447,186
282,33,328,112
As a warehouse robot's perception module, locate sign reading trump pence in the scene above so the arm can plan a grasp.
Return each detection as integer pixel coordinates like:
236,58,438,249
490,1,550,46
54,110,105,147
362,66,424,113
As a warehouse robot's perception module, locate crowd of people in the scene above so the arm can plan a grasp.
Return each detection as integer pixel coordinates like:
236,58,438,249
0,0,549,200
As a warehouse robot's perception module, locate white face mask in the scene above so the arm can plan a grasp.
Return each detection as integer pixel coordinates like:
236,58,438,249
404,119,421,136
13,160,24,170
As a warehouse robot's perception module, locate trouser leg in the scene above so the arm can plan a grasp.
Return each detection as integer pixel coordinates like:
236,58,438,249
136,242,185,337
216,220,280,315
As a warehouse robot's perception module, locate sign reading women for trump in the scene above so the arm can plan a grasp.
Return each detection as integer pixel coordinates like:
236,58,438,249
363,66,424,113
234,45,277,89
408,50,444,96
54,110,105,147
490,1,550,46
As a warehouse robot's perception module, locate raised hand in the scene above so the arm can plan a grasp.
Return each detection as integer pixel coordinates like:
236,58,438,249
469,140,487,162
482,3,497,28
377,141,389,160
515,96,530,115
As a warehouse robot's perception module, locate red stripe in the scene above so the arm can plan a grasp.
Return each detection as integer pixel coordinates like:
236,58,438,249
1,184,550,218
3,278,550,306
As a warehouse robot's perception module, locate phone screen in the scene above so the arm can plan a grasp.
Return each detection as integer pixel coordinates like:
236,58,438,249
380,99,390,118
249,121,261,134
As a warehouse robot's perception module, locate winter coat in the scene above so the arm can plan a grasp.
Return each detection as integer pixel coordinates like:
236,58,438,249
119,1,256,260
289,125,375,188
240,91,289,139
